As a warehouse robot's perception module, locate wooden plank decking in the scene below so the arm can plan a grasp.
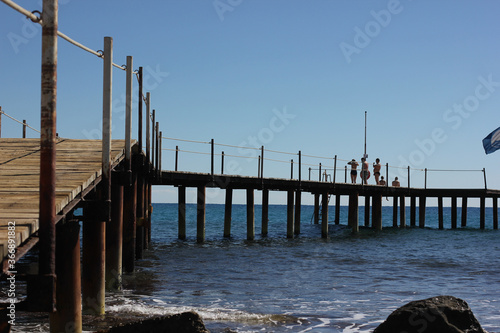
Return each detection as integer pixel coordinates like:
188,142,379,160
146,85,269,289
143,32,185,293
0,138,128,261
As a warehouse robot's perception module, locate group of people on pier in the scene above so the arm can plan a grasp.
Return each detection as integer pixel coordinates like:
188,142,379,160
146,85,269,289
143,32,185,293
347,157,400,186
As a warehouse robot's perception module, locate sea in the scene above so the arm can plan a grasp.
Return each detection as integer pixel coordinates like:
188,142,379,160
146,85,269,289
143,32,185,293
10,203,500,332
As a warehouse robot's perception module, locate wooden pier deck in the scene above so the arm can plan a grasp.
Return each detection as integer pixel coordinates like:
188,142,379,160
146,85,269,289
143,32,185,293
0,138,128,267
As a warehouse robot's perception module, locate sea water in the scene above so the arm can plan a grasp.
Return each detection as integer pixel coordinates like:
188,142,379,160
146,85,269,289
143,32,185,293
10,203,500,332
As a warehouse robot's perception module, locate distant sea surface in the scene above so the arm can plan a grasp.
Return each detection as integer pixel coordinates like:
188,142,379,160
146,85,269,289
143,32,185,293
13,203,500,332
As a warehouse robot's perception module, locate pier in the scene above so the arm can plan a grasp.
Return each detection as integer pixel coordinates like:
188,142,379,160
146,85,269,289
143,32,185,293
1,0,499,332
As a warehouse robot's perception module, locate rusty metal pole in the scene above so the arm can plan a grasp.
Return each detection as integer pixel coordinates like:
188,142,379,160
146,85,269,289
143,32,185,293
38,0,57,314
155,122,159,179
23,120,27,138
151,109,155,173
0,106,2,138
138,67,143,150
136,92,148,259
83,36,112,316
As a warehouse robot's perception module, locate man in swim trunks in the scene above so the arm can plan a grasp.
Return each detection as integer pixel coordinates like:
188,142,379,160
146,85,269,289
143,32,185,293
361,157,369,185
373,158,381,184
347,159,358,184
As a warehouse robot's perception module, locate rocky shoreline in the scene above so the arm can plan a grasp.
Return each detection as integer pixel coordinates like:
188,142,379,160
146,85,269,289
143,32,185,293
97,296,487,333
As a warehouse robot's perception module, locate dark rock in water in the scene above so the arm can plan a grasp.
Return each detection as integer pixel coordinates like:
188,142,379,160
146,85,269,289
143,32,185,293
374,296,486,333
99,311,209,333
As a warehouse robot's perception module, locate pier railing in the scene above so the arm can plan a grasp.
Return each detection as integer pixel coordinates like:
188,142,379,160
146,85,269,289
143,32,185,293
160,136,488,190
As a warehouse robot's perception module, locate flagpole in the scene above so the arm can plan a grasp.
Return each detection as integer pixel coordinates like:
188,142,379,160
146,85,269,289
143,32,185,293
364,111,367,159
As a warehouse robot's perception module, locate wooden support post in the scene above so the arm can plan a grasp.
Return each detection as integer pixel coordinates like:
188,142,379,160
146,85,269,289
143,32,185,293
122,174,137,273
372,193,382,231
50,221,82,333
287,190,294,238
438,196,444,230
135,162,144,260
262,189,269,236
197,186,206,243
410,196,416,227
0,106,2,138
493,197,498,230
82,202,106,315
178,186,186,240
106,179,123,291
151,109,155,172
314,193,320,224
147,179,152,245
399,196,406,228
294,190,301,235
364,196,370,227
461,197,468,227
451,196,457,229
22,120,27,138
322,192,329,238
223,188,232,238
348,192,359,233
480,196,485,229
392,196,398,227
335,194,340,225
246,188,255,240
419,196,426,228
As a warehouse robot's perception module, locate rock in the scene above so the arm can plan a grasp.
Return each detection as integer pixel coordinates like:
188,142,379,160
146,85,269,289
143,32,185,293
374,295,486,333
99,311,210,333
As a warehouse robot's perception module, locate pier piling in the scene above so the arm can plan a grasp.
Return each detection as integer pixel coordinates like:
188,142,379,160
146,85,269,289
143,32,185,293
294,189,301,235
348,192,359,233
106,177,123,290
399,196,406,227
372,193,382,230
364,196,370,227
392,196,398,227
262,189,269,236
462,197,468,227
314,194,320,224
246,189,255,240
287,190,294,238
322,192,329,238
224,188,232,238
178,186,186,240
419,196,426,228
451,197,457,229
438,197,444,230
197,186,206,243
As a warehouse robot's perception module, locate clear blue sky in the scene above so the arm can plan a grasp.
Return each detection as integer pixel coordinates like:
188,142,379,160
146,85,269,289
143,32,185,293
2,0,500,205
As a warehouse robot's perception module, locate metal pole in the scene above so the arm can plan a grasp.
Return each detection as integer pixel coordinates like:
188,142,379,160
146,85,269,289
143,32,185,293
290,159,293,179
408,166,410,188
319,163,322,182
151,109,155,172
211,138,214,177
0,106,2,138
364,111,367,158
145,88,150,166
298,151,301,184
159,131,162,175
125,56,133,170
102,36,113,214
424,168,427,189
155,122,159,178
175,145,179,171
38,0,57,313
138,67,143,151
221,151,224,174
333,155,337,184
386,163,389,187
260,146,264,179
23,119,27,138
483,168,487,190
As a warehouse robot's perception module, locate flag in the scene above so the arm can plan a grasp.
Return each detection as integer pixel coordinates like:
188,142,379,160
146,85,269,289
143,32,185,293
483,127,500,154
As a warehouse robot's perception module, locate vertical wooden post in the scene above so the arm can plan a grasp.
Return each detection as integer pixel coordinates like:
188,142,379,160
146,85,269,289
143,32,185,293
260,146,264,180
318,163,322,181
348,192,359,233
294,189,301,235
221,151,225,174
438,196,444,230
138,67,143,151
197,186,206,243
0,106,2,138
314,193,320,224
155,122,160,179
364,196,370,227
151,109,155,172
372,193,382,231
290,159,293,179
211,138,214,177
419,196,426,228
38,0,58,314
392,196,398,227
106,178,123,291
50,221,82,333
135,83,145,262
399,196,406,228
333,155,337,184
178,186,186,240
322,192,329,238
223,188,232,238
246,188,255,241
175,146,179,171
122,174,137,273
493,197,498,230
461,197,468,227
480,196,485,229
287,190,294,238
410,196,416,227
262,189,269,236
23,120,27,138
335,194,340,224
451,196,457,229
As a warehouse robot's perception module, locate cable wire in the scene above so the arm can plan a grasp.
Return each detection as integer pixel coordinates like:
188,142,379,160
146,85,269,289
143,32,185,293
0,110,40,134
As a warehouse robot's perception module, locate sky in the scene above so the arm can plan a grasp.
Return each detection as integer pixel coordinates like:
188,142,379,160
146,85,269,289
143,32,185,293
1,0,500,205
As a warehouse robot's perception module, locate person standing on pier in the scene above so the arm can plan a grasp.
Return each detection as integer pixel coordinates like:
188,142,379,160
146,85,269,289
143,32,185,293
361,157,369,185
347,159,359,183
373,158,381,184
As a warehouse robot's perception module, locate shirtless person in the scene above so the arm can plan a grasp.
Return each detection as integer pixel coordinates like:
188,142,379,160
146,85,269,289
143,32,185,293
373,158,381,185
347,159,359,183
392,177,400,187
379,176,386,186
361,157,369,185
